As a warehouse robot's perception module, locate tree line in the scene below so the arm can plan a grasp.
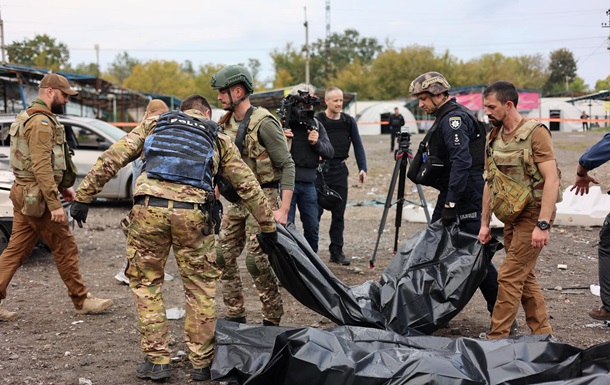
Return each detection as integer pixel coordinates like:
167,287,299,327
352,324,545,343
7,32,610,108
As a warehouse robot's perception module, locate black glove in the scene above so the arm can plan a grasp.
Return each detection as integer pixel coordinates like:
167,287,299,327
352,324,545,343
441,206,457,226
257,231,278,256
70,202,90,228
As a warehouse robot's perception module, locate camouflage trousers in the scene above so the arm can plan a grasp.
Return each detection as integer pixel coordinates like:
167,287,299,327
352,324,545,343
125,203,221,368
217,187,283,324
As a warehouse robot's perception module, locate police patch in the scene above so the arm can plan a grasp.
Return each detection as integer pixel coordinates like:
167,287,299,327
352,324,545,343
449,117,461,130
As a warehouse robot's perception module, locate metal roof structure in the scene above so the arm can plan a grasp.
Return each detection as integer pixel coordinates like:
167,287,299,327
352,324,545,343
0,64,152,121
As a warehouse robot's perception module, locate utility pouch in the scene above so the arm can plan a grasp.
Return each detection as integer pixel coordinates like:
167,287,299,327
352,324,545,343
488,169,533,223
415,154,445,187
21,183,46,218
58,143,78,190
216,174,240,203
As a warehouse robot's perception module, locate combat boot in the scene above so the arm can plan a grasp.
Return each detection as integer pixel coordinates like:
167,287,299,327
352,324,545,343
75,293,113,314
136,358,171,380
329,250,351,266
191,366,211,381
0,301,18,322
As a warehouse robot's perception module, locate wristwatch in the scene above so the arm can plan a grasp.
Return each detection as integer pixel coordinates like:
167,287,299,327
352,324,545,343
445,202,456,208
536,220,550,230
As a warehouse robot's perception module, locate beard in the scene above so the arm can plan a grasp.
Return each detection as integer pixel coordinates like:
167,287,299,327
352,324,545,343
50,93,65,114
490,118,503,127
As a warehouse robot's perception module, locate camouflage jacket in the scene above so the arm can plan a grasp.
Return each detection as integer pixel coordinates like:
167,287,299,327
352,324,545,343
75,109,276,232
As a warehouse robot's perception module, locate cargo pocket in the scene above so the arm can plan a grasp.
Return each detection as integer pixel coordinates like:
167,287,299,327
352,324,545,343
20,184,46,218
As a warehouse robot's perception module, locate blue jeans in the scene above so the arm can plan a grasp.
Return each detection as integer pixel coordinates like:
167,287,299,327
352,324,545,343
288,181,320,252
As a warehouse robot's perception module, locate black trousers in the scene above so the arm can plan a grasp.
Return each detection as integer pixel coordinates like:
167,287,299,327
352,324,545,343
317,161,349,254
598,213,610,311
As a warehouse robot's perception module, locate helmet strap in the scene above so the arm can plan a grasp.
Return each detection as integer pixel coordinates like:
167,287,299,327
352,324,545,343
226,85,249,111
431,94,448,111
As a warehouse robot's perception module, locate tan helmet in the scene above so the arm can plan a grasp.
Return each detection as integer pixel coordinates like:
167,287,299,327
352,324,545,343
409,72,451,96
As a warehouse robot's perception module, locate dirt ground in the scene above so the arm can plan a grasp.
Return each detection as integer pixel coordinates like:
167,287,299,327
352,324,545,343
2,130,610,385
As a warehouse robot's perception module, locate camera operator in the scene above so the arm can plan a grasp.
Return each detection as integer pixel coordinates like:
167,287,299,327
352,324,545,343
409,72,503,329
281,84,334,252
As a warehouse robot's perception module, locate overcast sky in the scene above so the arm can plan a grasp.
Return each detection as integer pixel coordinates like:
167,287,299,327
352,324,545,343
2,0,609,90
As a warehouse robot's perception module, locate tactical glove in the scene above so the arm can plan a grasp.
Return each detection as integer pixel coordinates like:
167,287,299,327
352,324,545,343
70,201,90,228
256,231,278,256
441,207,457,226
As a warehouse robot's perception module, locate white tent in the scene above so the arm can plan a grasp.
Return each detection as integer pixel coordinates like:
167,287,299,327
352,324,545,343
352,102,417,136
526,98,583,132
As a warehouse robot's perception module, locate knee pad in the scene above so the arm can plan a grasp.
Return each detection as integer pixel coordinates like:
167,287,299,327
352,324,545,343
246,255,261,277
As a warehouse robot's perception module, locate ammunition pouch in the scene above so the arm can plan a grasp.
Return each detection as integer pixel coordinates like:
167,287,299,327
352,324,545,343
488,168,533,223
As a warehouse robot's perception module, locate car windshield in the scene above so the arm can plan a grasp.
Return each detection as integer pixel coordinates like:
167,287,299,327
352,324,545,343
85,119,128,141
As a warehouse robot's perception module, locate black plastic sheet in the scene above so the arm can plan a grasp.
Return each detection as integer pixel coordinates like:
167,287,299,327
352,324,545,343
268,221,501,334
211,320,610,385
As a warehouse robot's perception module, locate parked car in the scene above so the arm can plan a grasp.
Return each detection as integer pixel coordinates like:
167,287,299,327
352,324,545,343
0,114,133,200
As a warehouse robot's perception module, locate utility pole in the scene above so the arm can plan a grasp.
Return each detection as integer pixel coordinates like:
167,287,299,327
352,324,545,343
94,43,100,118
325,0,331,76
603,9,610,50
304,7,310,85
0,8,6,64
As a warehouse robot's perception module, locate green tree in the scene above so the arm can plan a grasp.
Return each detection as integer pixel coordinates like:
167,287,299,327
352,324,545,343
271,43,306,88
6,34,70,70
543,48,577,95
123,60,193,97
193,63,226,108
70,62,100,76
595,75,610,92
105,51,141,85
311,28,383,84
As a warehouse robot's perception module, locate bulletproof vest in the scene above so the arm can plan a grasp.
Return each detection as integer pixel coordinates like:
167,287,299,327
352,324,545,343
221,107,282,185
143,111,217,191
290,119,320,168
9,108,67,182
427,101,485,177
488,120,561,205
316,112,351,159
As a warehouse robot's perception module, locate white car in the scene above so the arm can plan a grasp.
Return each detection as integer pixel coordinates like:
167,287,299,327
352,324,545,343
0,114,133,200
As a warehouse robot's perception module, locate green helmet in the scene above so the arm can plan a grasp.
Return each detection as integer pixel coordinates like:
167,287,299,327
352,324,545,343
211,65,254,93
409,72,451,96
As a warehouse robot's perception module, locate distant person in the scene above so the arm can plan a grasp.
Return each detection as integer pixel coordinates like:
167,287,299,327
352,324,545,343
478,81,561,339
570,133,610,322
70,94,277,381
283,84,334,252
408,72,500,324
211,64,294,326
387,107,405,152
115,99,173,285
581,111,589,131
316,87,367,266
0,74,112,322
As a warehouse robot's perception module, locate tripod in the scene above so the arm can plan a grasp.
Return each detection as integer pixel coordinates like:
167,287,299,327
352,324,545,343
369,140,430,268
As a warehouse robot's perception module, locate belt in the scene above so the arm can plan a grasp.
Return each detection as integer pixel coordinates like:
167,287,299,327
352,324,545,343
134,195,198,209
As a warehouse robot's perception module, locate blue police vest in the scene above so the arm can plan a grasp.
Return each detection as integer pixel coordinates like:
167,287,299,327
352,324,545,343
143,111,217,191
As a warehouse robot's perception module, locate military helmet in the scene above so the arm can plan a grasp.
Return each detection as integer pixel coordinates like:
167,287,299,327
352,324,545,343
317,184,343,211
211,65,254,93
409,72,451,96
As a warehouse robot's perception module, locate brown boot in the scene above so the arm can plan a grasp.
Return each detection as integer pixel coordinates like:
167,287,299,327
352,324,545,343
75,293,113,315
0,301,18,321
589,306,610,321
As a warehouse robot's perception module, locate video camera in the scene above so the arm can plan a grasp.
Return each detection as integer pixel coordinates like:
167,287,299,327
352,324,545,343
397,126,411,152
278,90,320,131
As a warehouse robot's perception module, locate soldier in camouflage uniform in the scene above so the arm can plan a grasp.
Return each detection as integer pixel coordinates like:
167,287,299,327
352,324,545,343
0,74,112,322
478,81,561,339
71,95,276,381
211,65,295,326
